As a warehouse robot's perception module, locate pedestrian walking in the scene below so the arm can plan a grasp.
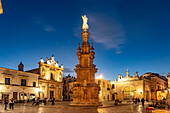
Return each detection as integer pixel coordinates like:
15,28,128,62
135,98,137,104
4,97,8,110
141,98,145,106
32,98,36,105
36,97,40,105
52,97,55,105
43,97,47,105
138,98,140,104
9,98,14,109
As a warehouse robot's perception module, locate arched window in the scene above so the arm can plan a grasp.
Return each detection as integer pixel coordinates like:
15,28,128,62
51,73,54,80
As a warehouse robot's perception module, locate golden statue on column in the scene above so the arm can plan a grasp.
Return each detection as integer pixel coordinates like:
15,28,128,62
70,15,102,106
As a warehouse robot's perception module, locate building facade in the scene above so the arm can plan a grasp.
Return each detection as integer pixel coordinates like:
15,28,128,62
112,70,167,102
0,62,39,101
27,56,64,101
141,72,168,101
63,74,76,101
0,55,64,102
95,77,114,101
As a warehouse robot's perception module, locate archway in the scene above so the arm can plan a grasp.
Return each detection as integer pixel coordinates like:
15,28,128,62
123,86,135,100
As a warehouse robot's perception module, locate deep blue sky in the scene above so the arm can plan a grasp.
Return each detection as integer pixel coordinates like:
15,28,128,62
0,0,170,81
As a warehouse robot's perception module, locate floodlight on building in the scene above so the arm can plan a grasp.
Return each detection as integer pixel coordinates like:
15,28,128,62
139,90,142,94
39,88,42,92
165,90,168,93
96,74,103,79
37,88,43,93
57,77,60,81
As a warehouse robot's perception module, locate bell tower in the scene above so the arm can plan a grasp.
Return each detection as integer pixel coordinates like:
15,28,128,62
70,15,101,106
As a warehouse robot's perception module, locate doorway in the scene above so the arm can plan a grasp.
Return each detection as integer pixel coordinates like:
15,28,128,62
146,91,149,101
107,95,109,101
50,91,54,99
123,86,134,100
13,92,17,100
112,94,115,100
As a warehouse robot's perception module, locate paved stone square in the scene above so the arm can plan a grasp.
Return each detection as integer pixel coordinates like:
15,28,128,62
0,101,169,113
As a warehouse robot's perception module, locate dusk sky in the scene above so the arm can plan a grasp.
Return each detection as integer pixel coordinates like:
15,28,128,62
0,0,170,81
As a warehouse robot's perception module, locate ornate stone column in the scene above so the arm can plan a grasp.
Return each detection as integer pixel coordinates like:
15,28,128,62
70,15,102,106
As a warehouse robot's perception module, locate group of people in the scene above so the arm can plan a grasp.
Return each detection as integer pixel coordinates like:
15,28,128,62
133,98,145,106
3,96,56,110
3,97,14,110
32,97,55,106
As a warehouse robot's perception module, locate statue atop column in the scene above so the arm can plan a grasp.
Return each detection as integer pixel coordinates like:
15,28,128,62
82,15,89,30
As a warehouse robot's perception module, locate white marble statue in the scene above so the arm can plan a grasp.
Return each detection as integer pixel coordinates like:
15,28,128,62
82,15,89,30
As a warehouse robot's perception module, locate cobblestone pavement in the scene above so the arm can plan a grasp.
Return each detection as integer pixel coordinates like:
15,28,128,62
0,101,169,113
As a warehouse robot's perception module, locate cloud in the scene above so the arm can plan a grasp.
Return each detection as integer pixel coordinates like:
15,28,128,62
63,68,75,73
34,19,56,32
44,25,55,32
74,13,126,54
115,51,122,54
89,14,126,54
